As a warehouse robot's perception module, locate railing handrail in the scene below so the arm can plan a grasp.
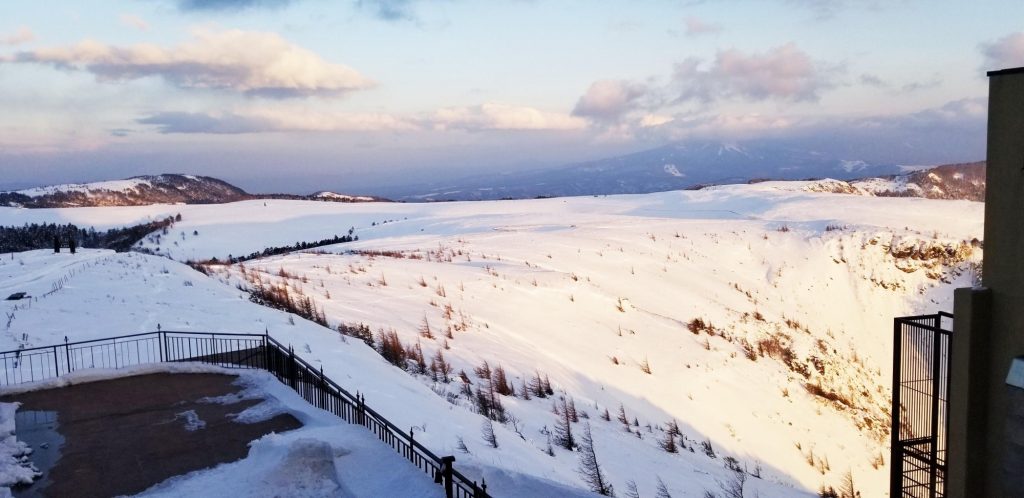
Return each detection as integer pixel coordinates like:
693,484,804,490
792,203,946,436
894,313,954,335
0,331,489,497
260,334,453,469
0,331,268,356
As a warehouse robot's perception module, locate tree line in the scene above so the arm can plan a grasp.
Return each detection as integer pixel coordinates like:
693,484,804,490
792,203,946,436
0,216,178,253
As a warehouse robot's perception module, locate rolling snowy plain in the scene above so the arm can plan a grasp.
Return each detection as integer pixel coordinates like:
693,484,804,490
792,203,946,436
0,181,983,497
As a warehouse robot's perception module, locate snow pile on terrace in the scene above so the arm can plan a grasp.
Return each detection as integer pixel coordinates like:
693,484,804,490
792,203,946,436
0,402,40,493
136,369,448,498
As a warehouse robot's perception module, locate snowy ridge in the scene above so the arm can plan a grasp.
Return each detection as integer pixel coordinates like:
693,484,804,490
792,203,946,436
15,178,156,198
313,192,378,202
0,174,249,208
0,184,984,497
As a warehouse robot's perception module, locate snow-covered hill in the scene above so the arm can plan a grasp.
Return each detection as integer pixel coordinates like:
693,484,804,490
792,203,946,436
0,174,387,209
0,174,249,208
798,162,986,202
0,183,983,497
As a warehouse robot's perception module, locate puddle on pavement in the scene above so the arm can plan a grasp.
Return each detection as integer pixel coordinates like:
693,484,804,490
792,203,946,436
12,410,63,497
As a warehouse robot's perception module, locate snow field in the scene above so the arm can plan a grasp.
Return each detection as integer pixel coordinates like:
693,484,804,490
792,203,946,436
0,183,984,497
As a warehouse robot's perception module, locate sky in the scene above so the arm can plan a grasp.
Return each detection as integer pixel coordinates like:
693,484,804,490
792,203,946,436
0,0,1022,194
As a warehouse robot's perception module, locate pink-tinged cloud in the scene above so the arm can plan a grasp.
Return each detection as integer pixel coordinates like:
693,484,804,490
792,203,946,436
2,29,374,98
431,103,587,131
119,14,150,31
981,32,1024,71
673,43,832,103
2,27,35,46
572,80,649,121
684,16,722,36
139,108,417,134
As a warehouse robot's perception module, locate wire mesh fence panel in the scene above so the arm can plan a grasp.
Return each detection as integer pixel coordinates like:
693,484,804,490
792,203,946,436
891,312,952,498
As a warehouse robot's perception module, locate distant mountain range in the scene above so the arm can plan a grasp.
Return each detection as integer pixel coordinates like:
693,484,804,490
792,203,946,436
0,174,385,208
383,140,907,201
0,154,986,209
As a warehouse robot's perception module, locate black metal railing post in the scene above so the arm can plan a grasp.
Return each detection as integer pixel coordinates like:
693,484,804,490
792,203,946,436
64,336,70,374
890,317,903,497
52,345,59,377
929,315,942,498
288,345,297,390
266,332,274,370
440,456,455,498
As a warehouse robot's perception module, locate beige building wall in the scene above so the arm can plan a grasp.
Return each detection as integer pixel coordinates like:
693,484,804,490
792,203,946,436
948,67,1024,497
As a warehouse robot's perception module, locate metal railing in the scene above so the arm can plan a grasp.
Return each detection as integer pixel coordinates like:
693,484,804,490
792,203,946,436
891,312,953,498
0,331,489,498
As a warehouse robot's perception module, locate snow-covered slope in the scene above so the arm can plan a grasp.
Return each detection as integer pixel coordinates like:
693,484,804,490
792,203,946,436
0,175,249,208
0,183,983,497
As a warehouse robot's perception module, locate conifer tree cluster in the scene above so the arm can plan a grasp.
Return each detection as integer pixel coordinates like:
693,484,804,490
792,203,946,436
1,217,177,253
216,231,357,264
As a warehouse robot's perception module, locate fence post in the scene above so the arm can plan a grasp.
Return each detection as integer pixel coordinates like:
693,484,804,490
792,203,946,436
440,455,455,498
890,318,903,497
211,333,218,365
64,336,71,374
929,317,942,497
409,427,415,461
52,345,59,377
358,393,366,426
479,478,487,498
262,332,270,372
319,365,326,409
288,345,296,390
158,330,165,363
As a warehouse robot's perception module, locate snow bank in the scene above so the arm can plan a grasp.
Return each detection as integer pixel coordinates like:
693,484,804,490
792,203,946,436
137,370,445,498
0,362,235,397
0,402,40,493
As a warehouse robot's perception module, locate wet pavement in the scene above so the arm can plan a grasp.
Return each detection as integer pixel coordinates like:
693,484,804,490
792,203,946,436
1,373,301,497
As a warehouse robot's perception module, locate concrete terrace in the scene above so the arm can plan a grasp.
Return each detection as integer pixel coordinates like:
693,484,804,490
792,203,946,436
2,373,301,497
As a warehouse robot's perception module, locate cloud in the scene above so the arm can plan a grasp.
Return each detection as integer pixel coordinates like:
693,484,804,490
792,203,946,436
176,0,293,11
683,16,722,36
639,97,986,164
430,103,587,131
572,80,649,121
980,32,1024,71
175,0,420,21
672,43,833,103
898,78,941,93
2,29,374,98
119,14,150,31
2,27,35,46
138,103,585,134
357,0,417,21
639,114,674,128
859,73,886,87
138,108,417,134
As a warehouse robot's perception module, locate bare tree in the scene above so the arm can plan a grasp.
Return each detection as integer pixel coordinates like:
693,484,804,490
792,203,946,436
624,480,641,498
554,397,575,450
716,468,746,498
577,422,614,496
655,477,672,498
481,419,498,449
839,469,859,498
